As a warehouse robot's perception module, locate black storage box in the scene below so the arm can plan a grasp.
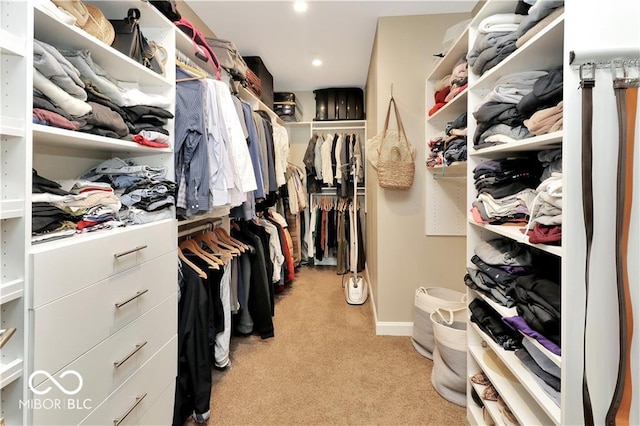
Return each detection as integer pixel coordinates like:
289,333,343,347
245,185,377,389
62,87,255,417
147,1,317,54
314,87,364,121
274,92,302,122
243,56,273,109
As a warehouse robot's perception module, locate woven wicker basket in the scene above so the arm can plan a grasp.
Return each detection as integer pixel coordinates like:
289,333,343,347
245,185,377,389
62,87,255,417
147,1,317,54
375,98,415,190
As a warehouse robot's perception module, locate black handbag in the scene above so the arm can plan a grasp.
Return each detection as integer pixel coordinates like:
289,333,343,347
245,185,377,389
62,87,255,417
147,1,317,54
109,8,164,75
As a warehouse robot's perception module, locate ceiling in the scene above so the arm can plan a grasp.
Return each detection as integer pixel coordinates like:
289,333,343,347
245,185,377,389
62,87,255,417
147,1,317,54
185,1,476,92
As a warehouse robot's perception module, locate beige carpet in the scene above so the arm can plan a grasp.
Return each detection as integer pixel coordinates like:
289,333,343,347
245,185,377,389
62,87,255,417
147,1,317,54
204,266,466,425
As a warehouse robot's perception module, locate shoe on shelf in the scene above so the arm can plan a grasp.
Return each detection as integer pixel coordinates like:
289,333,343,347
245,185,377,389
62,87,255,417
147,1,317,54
0,327,17,350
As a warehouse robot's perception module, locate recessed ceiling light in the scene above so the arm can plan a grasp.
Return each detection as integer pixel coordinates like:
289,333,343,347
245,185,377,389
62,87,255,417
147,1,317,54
293,1,308,13
312,59,322,67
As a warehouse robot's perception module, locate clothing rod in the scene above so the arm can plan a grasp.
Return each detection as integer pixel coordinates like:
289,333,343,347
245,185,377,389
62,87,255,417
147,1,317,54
178,223,212,238
569,47,640,66
314,126,364,131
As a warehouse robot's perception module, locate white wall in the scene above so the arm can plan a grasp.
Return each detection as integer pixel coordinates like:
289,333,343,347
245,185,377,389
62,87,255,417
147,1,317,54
365,13,470,331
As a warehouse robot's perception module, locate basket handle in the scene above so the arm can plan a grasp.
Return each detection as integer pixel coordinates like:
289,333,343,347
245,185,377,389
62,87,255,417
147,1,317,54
433,307,456,325
379,97,415,160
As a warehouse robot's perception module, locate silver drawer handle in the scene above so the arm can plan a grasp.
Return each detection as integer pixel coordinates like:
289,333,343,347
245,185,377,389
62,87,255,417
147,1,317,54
115,289,149,309
114,341,148,368
113,393,147,426
114,245,148,259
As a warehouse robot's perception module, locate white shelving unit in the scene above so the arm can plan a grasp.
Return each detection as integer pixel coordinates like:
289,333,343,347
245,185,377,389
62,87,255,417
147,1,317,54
1,1,182,424
285,120,367,266
463,2,566,425
1,1,31,424
425,26,468,237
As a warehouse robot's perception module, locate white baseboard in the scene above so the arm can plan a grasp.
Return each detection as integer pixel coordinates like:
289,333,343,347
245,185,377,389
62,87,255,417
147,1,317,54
375,321,414,336
364,265,414,336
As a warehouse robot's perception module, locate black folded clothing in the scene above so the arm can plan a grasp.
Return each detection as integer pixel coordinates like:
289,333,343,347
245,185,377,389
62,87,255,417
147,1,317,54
469,298,522,351
508,274,561,345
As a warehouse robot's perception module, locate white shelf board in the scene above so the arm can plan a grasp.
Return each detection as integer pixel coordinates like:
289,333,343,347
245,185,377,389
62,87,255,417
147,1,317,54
522,334,562,368
0,199,25,219
0,359,23,389
29,218,176,254
428,27,469,81
427,161,467,178
0,116,25,137
470,325,561,424
237,86,285,126
467,399,484,426
472,288,518,319
427,89,468,123
175,28,221,78
468,217,562,257
470,377,506,426
469,1,521,28
0,279,24,305
470,131,563,157
33,125,172,154
309,120,367,129
0,28,26,57
177,207,231,228
470,15,564,90
469,344,555,426
34,6,172,89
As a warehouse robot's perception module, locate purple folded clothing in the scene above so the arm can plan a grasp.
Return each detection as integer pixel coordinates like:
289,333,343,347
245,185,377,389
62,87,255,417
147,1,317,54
502,315,561,355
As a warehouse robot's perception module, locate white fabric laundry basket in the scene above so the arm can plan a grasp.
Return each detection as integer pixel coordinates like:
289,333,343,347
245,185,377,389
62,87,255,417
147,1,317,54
430,308,467,407
412,287,466,359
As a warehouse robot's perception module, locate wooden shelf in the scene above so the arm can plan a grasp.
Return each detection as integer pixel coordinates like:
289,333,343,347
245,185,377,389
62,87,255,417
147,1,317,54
467,398,485,426
237,86,285,126
0,279,24,305
470,131,563,157
470,324,561,424
468,217,562,257
33,125,172,154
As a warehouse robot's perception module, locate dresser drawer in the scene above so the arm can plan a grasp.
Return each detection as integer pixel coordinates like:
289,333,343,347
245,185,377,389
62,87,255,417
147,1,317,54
137,379,176,425
78,336,177,426
31,294,177,425
32,251,176,377
31,219,176,308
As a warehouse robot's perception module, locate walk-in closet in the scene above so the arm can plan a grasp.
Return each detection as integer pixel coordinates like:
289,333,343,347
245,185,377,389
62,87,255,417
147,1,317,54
0,1,638,425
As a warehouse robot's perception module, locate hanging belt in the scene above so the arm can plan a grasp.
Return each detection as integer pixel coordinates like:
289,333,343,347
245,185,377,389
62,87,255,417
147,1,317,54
579,63,596,426
606,69,637,426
